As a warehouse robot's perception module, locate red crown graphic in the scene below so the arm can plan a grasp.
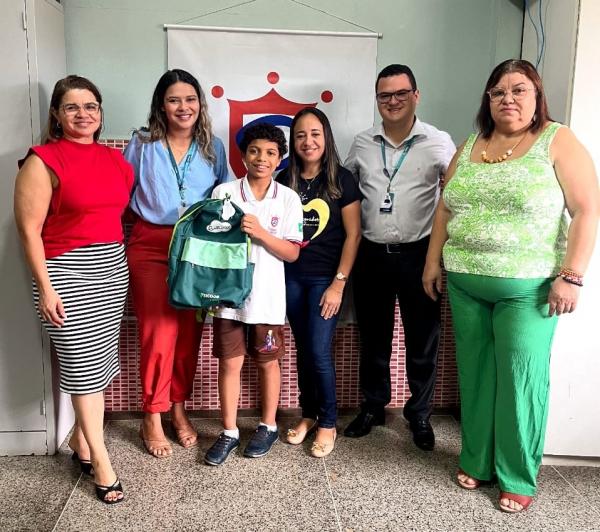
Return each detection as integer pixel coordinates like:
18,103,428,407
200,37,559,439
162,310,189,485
212,72,334,178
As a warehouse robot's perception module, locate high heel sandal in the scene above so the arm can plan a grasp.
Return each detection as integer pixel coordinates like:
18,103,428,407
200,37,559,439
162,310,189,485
71,451,94,476
286,419,317,445
95,478,124,505
171,421,199,449
139,426,173,458
457,469,480,490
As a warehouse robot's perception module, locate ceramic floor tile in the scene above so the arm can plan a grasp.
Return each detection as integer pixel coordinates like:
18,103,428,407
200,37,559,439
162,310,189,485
0,453,80,531
53,418,339,531
328,415,600,531
4,415,600,531
553,465,600,515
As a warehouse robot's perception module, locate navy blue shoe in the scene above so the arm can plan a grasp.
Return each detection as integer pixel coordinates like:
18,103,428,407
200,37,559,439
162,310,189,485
204,433,240,466
243,426,279,458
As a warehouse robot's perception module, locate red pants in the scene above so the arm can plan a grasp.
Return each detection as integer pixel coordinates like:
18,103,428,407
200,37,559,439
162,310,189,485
127,219,203,413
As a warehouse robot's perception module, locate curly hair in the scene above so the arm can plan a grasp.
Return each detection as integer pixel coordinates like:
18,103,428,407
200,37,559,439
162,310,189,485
141,69,215,164
238,122,288,157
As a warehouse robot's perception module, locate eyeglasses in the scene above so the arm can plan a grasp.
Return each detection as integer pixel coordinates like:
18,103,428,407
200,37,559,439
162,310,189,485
61,102,101,115
376,89,416,103
487,87,535,102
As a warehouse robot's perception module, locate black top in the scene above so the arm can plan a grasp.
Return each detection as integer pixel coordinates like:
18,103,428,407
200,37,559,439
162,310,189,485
277,165,360,277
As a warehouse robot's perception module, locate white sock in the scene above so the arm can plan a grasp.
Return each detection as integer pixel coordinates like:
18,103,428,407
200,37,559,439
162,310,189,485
223,428,239,439
259,422,277,432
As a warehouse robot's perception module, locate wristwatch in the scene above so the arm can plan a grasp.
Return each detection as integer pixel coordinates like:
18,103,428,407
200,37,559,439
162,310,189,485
335,272,348,282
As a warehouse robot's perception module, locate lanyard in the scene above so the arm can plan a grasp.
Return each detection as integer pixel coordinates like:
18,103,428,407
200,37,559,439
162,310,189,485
380,136,415,189
166,139,197,206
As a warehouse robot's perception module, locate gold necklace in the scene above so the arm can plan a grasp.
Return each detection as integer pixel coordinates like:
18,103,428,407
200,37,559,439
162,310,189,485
480,132,528,164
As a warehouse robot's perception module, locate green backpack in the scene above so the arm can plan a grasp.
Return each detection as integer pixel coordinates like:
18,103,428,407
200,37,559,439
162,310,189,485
168,196,254,309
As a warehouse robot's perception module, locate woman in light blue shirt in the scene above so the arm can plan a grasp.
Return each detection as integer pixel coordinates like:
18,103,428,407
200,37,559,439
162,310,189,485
124,69,229,458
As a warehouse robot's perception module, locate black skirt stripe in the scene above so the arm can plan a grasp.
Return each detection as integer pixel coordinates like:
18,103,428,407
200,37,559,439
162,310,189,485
33,242,128,395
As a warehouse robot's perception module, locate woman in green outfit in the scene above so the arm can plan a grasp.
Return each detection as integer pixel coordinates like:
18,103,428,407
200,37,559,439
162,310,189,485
423,59,599,513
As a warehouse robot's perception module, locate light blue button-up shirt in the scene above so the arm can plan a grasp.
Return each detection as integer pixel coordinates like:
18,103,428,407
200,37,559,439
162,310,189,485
124,130,231,225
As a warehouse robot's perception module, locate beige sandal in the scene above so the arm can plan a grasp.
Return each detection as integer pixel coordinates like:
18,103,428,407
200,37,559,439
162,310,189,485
139,426,173,458
171,422,199,449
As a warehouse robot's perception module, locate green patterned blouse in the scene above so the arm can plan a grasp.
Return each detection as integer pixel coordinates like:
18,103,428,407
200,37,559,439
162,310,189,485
443,122,568,278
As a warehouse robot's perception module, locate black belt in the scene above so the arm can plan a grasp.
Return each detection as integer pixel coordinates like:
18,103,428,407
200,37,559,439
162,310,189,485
364,235,430,253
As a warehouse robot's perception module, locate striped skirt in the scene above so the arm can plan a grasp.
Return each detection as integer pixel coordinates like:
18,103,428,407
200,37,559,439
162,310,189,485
33,243,129,394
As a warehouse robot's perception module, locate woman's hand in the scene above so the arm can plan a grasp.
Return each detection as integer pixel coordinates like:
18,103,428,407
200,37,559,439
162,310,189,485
320,285,343,320
548,277,580,316
38,286,66,327
422,261,443,301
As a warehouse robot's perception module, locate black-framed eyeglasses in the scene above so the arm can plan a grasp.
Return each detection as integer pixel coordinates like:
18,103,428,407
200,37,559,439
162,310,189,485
487,87,535,102
376,89,416,103
60,102,101,115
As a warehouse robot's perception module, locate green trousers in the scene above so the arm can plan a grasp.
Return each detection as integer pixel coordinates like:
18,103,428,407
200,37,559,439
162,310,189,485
447,272,558,496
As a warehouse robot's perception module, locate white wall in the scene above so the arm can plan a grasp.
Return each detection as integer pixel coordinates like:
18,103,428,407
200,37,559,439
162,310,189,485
543,0,600,458
62,0,524,144
521,0,579,124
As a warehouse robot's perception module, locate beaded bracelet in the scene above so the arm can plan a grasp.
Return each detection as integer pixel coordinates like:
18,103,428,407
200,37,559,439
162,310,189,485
559,266,583,278
557,267,584,287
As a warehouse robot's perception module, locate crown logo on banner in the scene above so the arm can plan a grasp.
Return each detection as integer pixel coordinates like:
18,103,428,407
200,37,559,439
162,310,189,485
211,72,334,178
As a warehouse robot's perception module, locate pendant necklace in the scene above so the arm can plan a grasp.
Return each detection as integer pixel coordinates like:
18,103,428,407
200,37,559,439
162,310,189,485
301,173,319,192
481,131,528,164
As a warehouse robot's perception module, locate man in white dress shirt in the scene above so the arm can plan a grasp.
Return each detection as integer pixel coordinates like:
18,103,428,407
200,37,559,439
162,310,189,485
344,64,455,450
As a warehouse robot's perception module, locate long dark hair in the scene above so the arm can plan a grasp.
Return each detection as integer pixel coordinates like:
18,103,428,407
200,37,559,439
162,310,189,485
287,107,341,200
45,75,103,143
141,69,215,164
476,59,551,138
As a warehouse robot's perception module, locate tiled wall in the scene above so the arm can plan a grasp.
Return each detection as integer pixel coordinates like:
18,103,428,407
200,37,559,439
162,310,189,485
102,139,459,412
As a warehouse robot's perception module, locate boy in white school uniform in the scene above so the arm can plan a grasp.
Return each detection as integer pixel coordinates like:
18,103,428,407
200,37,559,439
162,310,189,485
205,123,303,466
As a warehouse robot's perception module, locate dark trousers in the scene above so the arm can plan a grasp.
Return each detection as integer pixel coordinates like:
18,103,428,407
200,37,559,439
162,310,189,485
286,275,339,428
353,237,441,422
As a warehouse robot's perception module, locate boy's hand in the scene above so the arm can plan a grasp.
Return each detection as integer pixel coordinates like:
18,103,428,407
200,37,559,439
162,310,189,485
241,214,267,241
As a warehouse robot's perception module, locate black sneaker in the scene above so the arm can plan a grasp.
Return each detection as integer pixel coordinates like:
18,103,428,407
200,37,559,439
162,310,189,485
243,425,279,458
204,433,240,466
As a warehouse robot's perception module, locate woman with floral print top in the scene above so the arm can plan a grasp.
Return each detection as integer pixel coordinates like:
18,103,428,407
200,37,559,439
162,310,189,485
422,60,599,514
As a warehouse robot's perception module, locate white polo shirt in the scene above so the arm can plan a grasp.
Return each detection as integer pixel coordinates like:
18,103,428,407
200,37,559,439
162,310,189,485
211,177,303,325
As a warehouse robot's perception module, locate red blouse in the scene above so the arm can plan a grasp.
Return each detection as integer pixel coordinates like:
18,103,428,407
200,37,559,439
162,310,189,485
29,139,134,258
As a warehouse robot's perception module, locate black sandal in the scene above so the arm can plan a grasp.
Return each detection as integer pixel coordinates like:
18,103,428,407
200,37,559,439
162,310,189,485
71,451,93,476
95,478,124,505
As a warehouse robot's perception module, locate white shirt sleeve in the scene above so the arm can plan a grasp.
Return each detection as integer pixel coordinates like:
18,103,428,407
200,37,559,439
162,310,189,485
282,189,304,243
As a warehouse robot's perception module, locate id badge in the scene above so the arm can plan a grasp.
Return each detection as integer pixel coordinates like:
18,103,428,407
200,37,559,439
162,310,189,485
379,192,394,214
178,205,188,218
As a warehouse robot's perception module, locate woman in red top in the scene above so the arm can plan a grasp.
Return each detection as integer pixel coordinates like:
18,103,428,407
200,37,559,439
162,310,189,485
14,76,133,504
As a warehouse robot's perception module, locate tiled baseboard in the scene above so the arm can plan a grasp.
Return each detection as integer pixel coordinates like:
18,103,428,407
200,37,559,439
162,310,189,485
101,138,459,412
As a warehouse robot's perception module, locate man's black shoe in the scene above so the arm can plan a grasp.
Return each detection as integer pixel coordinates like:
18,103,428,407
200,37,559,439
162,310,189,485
409,419,435,451
343,411,385,438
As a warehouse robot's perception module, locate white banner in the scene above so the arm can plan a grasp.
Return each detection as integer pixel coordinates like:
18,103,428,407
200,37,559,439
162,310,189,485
167,26,377,178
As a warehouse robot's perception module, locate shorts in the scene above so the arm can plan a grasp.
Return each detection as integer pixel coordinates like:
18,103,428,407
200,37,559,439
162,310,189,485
212,317,285,362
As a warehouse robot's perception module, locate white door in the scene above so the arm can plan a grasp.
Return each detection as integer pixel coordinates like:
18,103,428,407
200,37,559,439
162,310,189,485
544,0,600,458
0,0,48,455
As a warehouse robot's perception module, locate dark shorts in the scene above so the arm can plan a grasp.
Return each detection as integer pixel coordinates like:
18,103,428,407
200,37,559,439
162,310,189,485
212,318,285,362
